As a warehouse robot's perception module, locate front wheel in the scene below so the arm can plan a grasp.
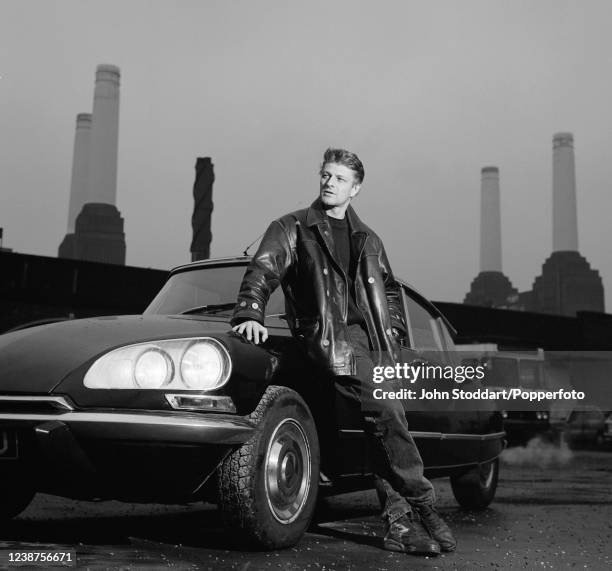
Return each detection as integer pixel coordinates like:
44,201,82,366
450,458,499,510
217,385,320,550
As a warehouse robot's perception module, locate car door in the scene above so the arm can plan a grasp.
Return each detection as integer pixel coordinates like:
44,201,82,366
333,285,453,478
400,285,486,467
397,287,453,465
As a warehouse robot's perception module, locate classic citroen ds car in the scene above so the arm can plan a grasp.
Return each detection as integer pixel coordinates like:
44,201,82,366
0,257,504,549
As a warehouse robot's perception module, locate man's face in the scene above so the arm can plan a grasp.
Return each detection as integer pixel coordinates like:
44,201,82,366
319,162,361,210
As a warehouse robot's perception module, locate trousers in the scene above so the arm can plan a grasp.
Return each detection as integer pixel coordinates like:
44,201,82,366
333,324,435,522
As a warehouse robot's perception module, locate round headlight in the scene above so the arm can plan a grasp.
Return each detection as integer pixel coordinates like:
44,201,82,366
180,341,228,390
134,348,173,388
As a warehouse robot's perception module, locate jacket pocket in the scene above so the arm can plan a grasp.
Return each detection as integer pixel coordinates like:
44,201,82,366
294,317,320,338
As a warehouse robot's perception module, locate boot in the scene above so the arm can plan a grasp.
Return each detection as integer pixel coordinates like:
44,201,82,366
416,504,457,552
383,512,441,556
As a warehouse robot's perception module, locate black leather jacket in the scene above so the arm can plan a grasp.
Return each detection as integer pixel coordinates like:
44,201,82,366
231,199,405,375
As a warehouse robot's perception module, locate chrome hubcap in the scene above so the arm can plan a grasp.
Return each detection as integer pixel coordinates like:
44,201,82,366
265,418,311,524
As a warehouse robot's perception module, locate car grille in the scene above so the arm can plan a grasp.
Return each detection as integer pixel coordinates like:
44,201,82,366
0,396,73,415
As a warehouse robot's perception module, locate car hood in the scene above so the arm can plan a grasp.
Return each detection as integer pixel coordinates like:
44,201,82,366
0,315,233,394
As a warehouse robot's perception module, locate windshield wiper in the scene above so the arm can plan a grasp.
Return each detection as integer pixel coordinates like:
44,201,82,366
179,302,236,315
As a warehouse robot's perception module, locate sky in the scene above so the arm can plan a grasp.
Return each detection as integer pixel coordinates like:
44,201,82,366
1,0,611,309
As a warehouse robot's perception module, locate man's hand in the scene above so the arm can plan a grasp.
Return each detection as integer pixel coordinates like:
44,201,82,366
232,320,268,344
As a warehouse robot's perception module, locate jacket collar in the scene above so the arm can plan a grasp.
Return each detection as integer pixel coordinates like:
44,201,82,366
306,198,369,236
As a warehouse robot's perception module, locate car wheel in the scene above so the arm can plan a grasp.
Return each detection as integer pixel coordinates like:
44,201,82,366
450,458,499,510
217,385,320,550
0,471,35,520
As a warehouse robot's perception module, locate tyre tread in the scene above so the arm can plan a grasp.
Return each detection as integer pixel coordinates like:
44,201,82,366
218,385,315,548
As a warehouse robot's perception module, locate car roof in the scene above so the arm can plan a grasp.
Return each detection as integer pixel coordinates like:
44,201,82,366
169,257,457,336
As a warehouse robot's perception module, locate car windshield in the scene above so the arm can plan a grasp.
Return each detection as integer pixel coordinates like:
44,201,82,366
143,264,285,317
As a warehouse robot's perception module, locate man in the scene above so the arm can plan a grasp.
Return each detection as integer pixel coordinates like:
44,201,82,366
231,148,456,556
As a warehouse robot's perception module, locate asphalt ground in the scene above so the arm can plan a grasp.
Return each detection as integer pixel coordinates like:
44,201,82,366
0,444,611,570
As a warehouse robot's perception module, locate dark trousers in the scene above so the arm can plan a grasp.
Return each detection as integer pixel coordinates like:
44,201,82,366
334,324,435,522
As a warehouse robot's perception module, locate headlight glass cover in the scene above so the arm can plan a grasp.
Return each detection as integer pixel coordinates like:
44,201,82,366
84,337,232,390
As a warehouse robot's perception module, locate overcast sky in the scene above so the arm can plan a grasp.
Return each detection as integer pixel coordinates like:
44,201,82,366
1,0,611,309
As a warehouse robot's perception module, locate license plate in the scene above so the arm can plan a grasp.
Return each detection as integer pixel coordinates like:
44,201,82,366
0,430,18,459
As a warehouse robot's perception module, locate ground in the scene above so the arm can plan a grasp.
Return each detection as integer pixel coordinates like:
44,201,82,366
0,446,611,570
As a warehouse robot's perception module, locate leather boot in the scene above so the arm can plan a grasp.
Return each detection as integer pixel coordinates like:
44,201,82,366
383,512,441,556
416,504,457,552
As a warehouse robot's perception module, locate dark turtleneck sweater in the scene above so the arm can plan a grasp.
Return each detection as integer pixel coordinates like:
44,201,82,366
327,215,365,326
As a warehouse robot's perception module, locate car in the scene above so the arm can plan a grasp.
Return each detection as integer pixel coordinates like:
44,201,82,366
0,256,505,549
550,404,607,447
455,345,552,445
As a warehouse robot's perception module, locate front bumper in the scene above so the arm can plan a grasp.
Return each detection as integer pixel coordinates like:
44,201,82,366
0,396,256,501
0,395,254,444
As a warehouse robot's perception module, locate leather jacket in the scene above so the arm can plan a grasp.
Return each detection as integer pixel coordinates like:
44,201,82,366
231,199,405,375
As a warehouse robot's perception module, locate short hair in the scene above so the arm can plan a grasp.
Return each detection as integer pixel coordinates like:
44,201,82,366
320,148,365,184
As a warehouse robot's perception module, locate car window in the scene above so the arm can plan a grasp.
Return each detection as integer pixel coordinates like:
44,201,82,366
519,361,540,389
145,266,242,315
402,291,443,352
437,320,460,365
266,287,285,316
585,410,604,423
144,264,285,317
439,320,456,352
485,357,520,388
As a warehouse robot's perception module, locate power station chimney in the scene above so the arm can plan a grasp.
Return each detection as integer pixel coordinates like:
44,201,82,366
88,64,120,205
59,113,92,258
480,167,502,272
67,114,92,232
464,166,517,308
70,64,125,265
528,132,604,315
552,132,579,252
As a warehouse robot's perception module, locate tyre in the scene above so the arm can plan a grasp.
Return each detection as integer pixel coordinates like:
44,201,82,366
0,471,35,520
217,385,320,550
450,458,499,510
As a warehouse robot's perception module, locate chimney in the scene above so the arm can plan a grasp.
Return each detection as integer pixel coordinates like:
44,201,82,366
464,166,518,308
480,166,502,272
66,64,126,265
66,113,92,233
552,132,578,252
88,64,120,205
190,158,214,261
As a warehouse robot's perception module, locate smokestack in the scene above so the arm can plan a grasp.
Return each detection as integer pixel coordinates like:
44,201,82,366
480,166,502,272
88,64,120,205
66,64,126,265
191,158,214,261
66,113,92,233
552,132,578,252
464,166,518,307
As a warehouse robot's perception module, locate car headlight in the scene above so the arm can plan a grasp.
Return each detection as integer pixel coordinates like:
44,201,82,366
84,337,231,390
134,348,174,388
